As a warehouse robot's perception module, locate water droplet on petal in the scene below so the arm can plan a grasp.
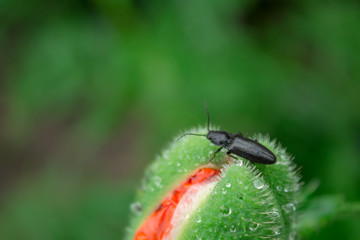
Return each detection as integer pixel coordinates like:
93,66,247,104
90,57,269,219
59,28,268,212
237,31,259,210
276,186,282,192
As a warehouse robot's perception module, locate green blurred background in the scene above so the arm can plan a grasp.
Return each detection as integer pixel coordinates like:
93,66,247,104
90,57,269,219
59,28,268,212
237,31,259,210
0,0,359,239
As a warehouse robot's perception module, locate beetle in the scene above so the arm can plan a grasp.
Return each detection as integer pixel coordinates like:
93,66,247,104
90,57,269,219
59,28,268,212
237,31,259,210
178,104,277,164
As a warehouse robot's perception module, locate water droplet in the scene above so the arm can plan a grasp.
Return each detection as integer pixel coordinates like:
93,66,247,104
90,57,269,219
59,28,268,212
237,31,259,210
220,206,232,217
196,216,202,223
154,176,162,188
254,179,264,189
176,162,181,167
130,202,142,215
282,203,296,213
249,222,260,231
268,209,280,220
276,186,282,192
226,183,231,188
238,180,243,185
230,225,236,232
284,185,298,192
222,188,227,194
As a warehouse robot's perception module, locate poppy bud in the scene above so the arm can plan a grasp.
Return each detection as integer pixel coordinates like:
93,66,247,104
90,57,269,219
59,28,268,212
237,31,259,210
126,127,301,240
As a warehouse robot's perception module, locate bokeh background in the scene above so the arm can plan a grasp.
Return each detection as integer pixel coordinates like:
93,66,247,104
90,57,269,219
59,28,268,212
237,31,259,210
0,0,359,239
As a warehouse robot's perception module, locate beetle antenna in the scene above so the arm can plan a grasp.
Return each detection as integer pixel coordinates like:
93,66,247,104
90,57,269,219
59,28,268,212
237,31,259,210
204,101,211,131
177,133,207,141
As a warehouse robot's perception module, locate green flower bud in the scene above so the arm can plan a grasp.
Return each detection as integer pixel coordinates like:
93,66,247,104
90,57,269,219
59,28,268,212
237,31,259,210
126,127,301,240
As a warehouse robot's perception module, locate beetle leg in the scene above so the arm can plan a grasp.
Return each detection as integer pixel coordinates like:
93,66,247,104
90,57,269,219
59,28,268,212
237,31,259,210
209,147,223,161
226,151,238,160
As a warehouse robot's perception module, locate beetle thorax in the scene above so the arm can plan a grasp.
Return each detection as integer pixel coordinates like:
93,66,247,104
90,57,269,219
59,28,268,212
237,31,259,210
206,131,232,147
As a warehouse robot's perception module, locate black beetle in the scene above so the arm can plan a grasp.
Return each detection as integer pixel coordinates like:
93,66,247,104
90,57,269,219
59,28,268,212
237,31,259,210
178,104,277,164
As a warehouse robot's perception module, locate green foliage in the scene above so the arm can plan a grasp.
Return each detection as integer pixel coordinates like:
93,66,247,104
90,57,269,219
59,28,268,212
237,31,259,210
0,171,135,240
296,193,360,238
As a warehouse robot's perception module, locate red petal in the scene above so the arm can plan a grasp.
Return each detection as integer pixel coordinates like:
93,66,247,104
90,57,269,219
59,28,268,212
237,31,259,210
135,168,220,240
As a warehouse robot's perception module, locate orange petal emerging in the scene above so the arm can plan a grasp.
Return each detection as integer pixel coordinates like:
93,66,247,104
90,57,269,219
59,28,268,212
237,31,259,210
135,168,220,240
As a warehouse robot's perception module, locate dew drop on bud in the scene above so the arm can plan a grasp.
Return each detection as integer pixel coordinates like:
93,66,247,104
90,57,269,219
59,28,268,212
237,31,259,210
254,179,264,189
249,222,260,231
220,205,232,217
130,202,142,215
282,203,296,213
268,208,280,220
154,176,162,188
